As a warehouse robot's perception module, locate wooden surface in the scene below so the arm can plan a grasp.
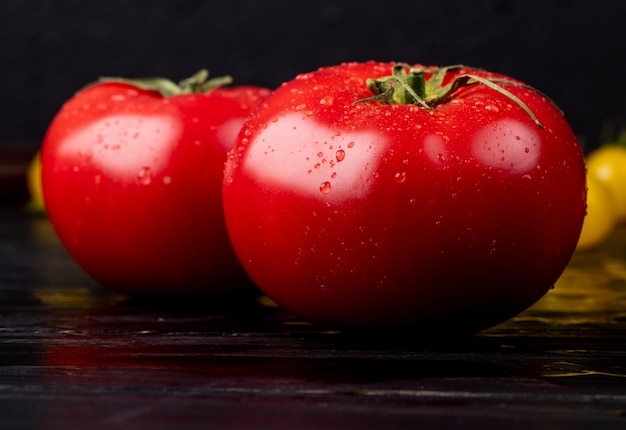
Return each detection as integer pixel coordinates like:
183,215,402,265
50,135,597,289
1,205,625,430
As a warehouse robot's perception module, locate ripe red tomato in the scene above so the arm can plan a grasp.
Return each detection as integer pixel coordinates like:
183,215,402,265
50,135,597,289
223,61,586,333
42,71,270,295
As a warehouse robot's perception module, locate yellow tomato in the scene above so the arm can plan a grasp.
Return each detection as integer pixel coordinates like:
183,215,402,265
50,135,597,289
576,174,617,251
27,150,45,213
585,144,626,220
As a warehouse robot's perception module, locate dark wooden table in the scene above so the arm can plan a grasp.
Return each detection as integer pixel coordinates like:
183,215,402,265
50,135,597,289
1,204,625,430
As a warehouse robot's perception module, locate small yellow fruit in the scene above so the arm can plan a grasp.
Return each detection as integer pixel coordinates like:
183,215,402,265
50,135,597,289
26,150,45,213
576,174,617,251
585,145,626,221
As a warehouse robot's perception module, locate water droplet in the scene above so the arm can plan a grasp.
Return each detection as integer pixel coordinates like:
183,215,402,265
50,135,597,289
296,72,313,80
394,171,407,183
524,147,530,153
437,154,447,163
319,95,334,106
317,152,324,158
295,104,307,111
515,136,521,140
335,149,345,162
347,141,355,148
137,167,152,185
319,181,331,194
331,172,337,179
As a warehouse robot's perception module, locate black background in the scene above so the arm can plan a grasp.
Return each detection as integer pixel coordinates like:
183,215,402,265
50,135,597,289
1,0,624,152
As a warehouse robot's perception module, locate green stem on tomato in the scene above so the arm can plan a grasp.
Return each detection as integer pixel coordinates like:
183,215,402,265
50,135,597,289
97,69,233,97
355,63,544,129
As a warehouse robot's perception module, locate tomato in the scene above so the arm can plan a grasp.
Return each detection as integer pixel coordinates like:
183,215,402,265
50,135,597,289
576,174,617,251
42,70,270,295
223,61,586,333
585,144,626,221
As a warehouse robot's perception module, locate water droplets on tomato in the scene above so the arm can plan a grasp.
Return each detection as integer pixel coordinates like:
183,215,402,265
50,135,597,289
137,166,152,185
394,171,407,183
335,149,345,162
296,72,314,80
319,95,334,106
319,181,331,194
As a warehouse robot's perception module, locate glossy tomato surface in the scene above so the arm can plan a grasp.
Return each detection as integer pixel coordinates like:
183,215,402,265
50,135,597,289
42,81,269,295
223,61,586,333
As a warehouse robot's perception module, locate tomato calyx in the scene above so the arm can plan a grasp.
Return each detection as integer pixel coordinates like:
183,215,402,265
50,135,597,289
96,69,234,97
355,63,544,128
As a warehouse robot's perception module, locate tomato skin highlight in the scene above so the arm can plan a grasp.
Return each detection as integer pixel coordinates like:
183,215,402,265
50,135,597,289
223,61,586,332
42,81,270,295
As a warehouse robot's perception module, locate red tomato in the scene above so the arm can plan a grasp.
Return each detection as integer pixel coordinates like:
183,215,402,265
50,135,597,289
223,61,586,333
42,71,270,295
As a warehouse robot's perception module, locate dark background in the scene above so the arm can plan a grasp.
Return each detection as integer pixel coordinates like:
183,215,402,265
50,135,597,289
1,0,625,152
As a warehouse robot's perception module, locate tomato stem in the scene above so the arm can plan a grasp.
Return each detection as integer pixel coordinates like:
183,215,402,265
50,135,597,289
355,63,544,129
97,69,234,98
